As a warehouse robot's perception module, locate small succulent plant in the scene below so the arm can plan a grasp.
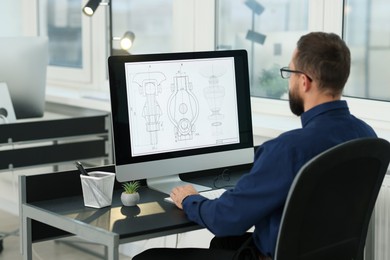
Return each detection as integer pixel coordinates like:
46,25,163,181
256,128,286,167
122,181,140,194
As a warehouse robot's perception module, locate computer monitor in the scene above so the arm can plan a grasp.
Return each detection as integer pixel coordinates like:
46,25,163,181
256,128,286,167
0,36,48,120
108,50,254,194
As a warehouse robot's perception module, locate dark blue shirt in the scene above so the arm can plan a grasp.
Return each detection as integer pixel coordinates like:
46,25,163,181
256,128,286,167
182,100,376,257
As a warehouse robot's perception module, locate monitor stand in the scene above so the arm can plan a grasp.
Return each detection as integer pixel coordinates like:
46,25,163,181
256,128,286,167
147,175,211,195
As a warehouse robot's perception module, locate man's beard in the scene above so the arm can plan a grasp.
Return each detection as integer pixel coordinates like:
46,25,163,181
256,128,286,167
289,88,304,116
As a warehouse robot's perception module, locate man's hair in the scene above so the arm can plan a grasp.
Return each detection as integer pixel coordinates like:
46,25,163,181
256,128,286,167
295,32,351,95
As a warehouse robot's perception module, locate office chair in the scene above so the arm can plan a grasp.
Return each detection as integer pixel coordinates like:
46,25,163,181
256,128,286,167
274,137,390,260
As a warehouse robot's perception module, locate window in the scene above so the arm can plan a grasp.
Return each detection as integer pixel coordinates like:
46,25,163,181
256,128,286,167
343,0,390,101
38,0,206,102
44,0,82,68
216,0,309,99
110,0,173,55
216,0,390,143
29,0,390,140
39,0,93,84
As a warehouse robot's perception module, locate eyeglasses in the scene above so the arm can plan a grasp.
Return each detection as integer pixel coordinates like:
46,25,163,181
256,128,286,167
280,67,313,82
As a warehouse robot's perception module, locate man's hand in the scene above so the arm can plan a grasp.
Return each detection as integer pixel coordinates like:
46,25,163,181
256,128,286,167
170,184,198,209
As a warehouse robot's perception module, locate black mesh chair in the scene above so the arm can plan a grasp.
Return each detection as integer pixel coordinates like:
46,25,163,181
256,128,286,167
274,137,390,260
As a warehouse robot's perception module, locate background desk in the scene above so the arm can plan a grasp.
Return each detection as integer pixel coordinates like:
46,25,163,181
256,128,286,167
19,165,247,260
0,102,111,171
0,102,112,253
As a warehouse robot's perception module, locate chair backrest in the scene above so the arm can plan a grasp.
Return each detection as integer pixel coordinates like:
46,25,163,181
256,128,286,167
274,137,390,260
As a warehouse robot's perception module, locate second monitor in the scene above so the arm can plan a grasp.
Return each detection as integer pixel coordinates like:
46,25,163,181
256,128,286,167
0,37,48,120
108,50,254,194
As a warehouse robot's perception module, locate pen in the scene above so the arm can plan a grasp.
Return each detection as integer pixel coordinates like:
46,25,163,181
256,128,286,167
75,161,90,176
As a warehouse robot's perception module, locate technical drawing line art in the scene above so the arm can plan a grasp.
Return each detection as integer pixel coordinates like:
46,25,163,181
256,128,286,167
200,62,227,133
167,69,199,142
132,71,166,146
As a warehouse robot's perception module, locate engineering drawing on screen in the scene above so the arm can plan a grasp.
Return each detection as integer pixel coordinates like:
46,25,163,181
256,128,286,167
200,62,228,135
168,69,199,142
125,57,240,157
132,71,166,146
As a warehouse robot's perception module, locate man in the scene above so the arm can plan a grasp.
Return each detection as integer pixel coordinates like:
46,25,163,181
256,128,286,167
133,32,377,260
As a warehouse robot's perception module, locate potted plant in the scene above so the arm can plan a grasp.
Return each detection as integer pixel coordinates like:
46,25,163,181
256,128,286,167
121,181,141,206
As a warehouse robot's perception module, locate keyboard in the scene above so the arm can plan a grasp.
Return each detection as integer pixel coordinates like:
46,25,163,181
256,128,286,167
164,188,226,204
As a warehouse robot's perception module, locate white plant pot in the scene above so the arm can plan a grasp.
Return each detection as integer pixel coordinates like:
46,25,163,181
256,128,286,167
121,192,140,206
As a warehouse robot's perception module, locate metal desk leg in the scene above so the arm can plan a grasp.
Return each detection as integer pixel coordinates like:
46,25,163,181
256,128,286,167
21,216,32,260
20,176,32,260
106,236,119,260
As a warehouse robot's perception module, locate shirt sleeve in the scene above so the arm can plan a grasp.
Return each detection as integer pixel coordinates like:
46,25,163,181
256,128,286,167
182,138,297,237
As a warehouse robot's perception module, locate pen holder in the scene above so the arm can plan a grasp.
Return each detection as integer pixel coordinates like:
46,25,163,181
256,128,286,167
80,171,115,208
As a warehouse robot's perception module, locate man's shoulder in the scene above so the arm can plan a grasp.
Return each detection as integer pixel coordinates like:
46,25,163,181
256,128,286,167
262,128,310,150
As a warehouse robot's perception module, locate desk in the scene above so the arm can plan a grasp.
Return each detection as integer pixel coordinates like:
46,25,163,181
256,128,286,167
0,102,111,171
20,165,242,260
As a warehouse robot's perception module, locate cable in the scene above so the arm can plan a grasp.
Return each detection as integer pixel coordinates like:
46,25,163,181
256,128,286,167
175,233,179,248
213,168,235,189
0,114,8,124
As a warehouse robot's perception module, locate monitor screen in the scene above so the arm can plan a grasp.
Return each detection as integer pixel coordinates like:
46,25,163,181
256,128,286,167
108,50,254,194
0,37,48,120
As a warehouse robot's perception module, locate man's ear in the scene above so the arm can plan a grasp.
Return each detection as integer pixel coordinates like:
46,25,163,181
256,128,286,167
301,74,312,92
